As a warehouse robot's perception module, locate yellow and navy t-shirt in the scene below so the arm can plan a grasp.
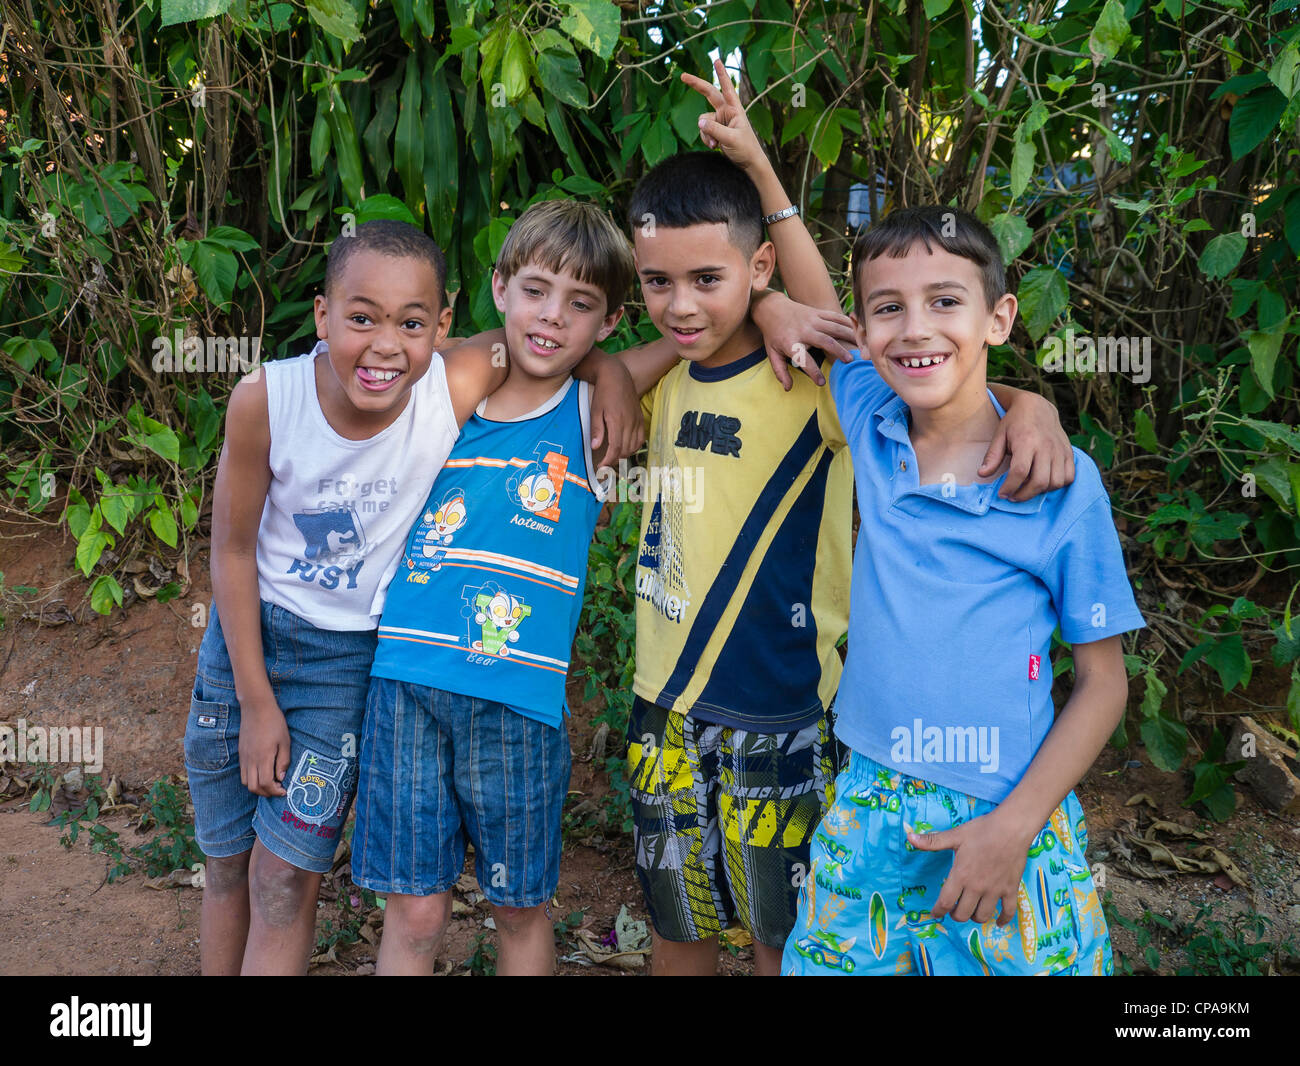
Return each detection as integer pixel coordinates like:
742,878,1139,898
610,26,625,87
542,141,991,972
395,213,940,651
632,345,852,731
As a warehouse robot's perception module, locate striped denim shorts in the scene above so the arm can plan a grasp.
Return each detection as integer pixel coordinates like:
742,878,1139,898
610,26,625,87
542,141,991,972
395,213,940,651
351,677,570,907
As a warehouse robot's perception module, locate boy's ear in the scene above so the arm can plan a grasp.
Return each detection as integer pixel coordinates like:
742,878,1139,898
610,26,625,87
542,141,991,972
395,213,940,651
850,312,874,362
749,239,777,291
986,292,1018,347
313,293,329,339
849,310,869,357
490,269,508,313
596,305,625,342
434,304,455,345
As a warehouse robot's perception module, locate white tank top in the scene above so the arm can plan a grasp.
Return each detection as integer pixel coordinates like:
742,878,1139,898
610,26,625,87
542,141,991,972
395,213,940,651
254,342,459,630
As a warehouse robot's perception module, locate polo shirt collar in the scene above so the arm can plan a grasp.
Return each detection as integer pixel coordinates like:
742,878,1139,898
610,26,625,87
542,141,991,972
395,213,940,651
870,388,1045,515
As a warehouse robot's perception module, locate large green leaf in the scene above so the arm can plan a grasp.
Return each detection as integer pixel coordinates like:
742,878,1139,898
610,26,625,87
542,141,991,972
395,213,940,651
306,0,362,45
1228,87,1288,159
1010,135,1035,199
160,0,231,26
535,34,588,108
1017,266,1069,341
326,88,366,206
422,63,458,242
395,54,425,216
1140,714,1188,772
560,0,621,59
1087,0,1129,66
988,212,1032,262
1244,318,1288,397
1197,232,1246,279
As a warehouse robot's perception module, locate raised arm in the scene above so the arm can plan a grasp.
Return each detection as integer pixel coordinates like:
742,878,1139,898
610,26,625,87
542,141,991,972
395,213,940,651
682,58,839,313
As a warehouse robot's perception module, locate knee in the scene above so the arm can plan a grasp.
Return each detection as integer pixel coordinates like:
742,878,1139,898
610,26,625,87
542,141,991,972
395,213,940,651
386,894,450,953
204,852,250,896
492,903,547,938
249,853,316,927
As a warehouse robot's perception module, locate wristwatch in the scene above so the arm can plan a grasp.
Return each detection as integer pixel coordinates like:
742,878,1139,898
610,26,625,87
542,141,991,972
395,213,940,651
762,204,800,226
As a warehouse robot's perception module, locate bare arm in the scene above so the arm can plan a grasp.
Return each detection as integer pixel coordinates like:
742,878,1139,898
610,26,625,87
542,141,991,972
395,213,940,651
599,333,679,397
573,340,678,467
984,382,1075,499
441,330,509,427
209,373,289,797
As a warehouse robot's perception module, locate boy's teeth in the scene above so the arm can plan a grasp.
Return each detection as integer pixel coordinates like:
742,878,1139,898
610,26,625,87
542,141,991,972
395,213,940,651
531,335,559,349
364,368,400,381
901,355,945,368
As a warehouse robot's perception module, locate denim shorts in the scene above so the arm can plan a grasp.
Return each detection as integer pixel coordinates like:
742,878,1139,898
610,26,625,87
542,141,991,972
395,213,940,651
184,601,377,874
782,752,1112,976
351,677,571,907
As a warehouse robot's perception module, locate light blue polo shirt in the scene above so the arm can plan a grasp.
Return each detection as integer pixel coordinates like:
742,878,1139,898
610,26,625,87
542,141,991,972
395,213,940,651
830,357,1145,804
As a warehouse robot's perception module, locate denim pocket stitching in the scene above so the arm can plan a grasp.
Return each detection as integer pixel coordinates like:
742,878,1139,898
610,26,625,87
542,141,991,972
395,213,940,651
185,696,233,771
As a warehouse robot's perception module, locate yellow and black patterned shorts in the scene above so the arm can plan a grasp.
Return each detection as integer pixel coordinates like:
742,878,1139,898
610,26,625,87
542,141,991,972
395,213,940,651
626,696,842,948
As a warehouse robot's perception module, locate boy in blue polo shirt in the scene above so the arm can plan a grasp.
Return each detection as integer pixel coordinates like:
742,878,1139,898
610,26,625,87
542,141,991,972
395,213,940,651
783,206,1145,976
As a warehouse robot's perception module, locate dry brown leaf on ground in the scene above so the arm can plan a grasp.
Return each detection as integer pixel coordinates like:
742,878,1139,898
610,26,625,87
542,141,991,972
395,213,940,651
720,926,752,948
144,868,197,890
1147,819,1208,840
1191,846,1250,887
569,928,647,970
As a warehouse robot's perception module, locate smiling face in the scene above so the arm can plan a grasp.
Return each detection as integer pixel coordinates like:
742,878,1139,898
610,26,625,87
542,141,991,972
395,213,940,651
312,249,452,429
635,222,775,368
853,243,1017,417
492,263,622,384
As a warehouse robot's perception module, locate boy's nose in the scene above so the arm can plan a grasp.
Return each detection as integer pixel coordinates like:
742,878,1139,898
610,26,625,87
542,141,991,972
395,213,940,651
667,289,696,317
900,312,933,342
370,325,403,355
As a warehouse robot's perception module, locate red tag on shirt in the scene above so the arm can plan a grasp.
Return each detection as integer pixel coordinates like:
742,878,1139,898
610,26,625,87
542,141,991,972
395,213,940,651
1028,654,1042,681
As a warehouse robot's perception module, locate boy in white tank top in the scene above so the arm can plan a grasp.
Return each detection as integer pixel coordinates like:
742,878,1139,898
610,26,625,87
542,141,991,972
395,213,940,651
185,221,643,975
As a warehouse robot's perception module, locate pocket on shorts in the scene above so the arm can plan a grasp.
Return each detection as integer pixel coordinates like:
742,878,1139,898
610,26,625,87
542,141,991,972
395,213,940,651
185,695,234,772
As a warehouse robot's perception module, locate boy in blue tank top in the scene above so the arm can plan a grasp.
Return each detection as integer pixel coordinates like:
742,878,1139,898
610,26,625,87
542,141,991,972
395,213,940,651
352,194,850,974
353,200,641,975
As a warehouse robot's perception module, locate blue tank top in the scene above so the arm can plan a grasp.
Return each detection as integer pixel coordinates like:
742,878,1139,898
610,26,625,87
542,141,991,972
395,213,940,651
371,377,604,727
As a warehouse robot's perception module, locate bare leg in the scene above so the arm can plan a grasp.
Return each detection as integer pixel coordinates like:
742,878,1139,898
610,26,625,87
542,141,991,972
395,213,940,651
240,839,323,975
752,939,784,976
198,851,252,975
491,903,554,976
376,892,450,976
650,930,719,976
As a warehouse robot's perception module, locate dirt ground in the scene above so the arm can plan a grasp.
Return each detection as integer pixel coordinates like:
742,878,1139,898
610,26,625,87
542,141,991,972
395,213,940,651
2,517,1298,977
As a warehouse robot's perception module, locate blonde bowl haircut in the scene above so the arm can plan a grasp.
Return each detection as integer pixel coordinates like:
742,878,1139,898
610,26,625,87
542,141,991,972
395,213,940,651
495,199,635,315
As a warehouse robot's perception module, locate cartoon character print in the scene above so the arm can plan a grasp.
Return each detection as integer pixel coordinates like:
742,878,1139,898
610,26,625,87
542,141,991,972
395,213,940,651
293,505,365,562
463,582,532,657
408,488,467,571
508,442,567,522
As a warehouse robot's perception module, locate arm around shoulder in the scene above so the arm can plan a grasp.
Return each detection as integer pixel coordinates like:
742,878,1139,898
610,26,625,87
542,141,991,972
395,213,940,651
441,328,509,427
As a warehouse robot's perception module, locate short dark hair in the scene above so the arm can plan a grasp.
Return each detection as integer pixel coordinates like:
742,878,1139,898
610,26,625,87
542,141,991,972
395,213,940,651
851,206,1006,311
325,220,448,309
496,199,635,312
627,151,763,255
